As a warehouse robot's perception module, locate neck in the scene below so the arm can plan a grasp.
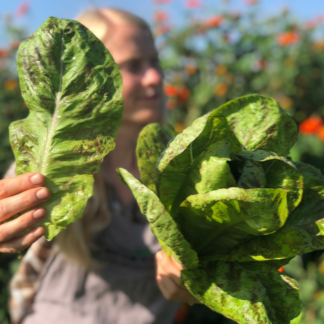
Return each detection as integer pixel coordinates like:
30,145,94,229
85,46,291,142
103,122,142,176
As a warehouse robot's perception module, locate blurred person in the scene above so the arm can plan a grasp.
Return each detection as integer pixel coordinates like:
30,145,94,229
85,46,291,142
2,8,198,324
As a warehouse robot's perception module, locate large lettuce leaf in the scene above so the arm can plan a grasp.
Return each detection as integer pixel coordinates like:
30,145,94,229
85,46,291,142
182,260,301,324
117,168,199,269
179,188,289,260
156,112,241,214
9,17,123,239
218,187,324,262
216,95,297,156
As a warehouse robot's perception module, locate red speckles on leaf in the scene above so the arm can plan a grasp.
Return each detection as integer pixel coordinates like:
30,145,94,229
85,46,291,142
185,0,202,8
154,11,168,23
16,1,30,17
299,116,323,135
204,16,223,28
277,31,299,46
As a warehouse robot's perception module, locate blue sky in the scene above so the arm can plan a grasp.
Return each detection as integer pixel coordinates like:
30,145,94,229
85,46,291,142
1,0,324,40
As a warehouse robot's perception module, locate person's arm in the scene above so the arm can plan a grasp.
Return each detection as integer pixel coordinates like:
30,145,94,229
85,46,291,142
9,236,52,324
0,171,50,253
155,251,200,305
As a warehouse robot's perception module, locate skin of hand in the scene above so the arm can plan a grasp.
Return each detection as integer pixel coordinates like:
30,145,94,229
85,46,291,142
0,173,50,253
155,250,201,305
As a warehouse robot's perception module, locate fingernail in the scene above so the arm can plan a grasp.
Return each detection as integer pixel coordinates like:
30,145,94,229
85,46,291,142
36,188,49,200
156,252,163,260
33,209,45,219
30,174,43,185
33,227,43,237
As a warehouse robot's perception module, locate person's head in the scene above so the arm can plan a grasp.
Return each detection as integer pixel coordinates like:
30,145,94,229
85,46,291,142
77,9,165,126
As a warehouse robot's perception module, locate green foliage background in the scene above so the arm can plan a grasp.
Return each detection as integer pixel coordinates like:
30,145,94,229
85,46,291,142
1,3,324,323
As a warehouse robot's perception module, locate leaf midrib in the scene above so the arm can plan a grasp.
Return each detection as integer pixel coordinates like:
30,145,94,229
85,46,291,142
40,30,64,175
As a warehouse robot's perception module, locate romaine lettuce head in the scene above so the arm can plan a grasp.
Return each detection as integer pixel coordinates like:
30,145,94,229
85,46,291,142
9,17,123,239
118,95,324,323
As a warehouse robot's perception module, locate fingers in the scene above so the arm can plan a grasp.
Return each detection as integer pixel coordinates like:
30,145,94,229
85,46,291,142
0,173,45,199
0,227,44,253
0,208,46,242
155,251,200,305
156,251,183,285
0,187,50,223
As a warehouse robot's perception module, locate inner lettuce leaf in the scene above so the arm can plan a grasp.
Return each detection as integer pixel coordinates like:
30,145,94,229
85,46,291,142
179,188,289,260
9,17,123,239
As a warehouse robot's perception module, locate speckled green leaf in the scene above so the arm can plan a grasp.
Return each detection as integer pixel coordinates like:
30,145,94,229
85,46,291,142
220,187,324,262
216,95,298,156
235,150,303,212
117,168,199,269
136,123,175,193
179,188,289,261
9,17,123,239
237,160,266,189
182,260,301,324
156,112,241,213
294,161,324,189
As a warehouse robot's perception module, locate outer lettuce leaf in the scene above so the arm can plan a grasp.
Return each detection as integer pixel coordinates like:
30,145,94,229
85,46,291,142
136,123,175,193
117,168,199,269
156,112,241,214
179,188,289,259
216,95,298,156
235,150,303,212
182,260,301,324
219,187,324,262
9,17,123,239
294,161,324,189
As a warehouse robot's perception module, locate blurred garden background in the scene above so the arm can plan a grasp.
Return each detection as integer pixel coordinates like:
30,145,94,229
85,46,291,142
2,0,324,323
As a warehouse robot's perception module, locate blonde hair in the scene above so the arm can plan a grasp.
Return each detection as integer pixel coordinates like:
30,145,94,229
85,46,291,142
55,9,154,268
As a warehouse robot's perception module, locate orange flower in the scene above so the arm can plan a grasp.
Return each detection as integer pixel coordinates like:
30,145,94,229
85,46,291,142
317,126,324,141
244,0,258,5
185,0,202,8
174,122,185,133
204,16,223,28
177,86,190,104
154,11,168,23
154,0,172,3
306,15,324,30
166,99,177,110
277,31,299,46
16,1,30,17
214,83,228,96
184,64,197,75
164,84,178,97
4,79,18,91
299,116,323,134
154,25,171,36
173,303,189,323
0,48,8,58
312,41,324,51
215,65,227,75
278,266,284,273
